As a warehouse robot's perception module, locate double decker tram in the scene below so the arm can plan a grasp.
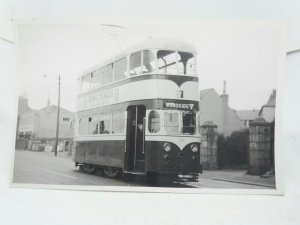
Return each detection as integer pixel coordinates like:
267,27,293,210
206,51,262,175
73,38,202,182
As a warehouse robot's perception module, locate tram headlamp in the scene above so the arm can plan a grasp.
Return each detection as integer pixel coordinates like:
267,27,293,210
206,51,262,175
190,144,199,153
163,143,172,152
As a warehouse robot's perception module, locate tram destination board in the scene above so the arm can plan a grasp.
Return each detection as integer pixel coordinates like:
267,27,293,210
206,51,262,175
163,100,197,111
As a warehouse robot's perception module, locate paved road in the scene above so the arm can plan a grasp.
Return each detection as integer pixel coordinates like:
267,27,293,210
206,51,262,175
12,150,275,189
12,150,190,187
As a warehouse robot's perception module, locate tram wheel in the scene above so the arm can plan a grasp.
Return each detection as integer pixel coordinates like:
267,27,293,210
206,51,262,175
83,164,95,174
103,167,119,178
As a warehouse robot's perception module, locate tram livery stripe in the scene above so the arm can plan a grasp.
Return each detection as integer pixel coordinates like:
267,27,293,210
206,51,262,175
78,74,198,98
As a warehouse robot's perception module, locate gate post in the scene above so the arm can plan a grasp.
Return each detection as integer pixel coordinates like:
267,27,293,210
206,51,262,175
248,117,271,175
200,121,218,170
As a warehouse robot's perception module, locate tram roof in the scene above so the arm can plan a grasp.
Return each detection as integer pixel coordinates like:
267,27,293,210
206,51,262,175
79,37,197,78
127,37,197,54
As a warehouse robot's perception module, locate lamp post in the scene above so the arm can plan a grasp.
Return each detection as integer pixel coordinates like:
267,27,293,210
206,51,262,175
54,75,61,156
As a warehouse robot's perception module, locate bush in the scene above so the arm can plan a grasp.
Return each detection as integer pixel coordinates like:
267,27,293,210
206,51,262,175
217,129,249,169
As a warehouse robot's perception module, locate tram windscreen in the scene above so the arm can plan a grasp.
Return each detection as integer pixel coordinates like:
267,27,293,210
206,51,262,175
164,112,180,133
182,112,196,134
164,111,196,135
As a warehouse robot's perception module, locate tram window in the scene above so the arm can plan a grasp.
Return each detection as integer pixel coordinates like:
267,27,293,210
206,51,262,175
91,70,101,88
178,52,195,75
101,64,113,85
88,116,99,135
182,112,196,134
79,118,88,135
129,51,142,76
164,112,179,133
148,110,160,133
114,57,127,81
99,114,111,134
112,112,125,133
142,50,156,74
81,74,91,92
157,50,178,74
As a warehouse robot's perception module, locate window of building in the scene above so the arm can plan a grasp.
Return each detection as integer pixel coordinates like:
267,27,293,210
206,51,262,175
62,117,70,122
164,112,179,133
99,114,111,134
148,110,160,133
112,112,125,134
182,112,196,134
114,57,127,81
157,50,178,74
79,118,88,135
129,51,142,76
142,50,156,74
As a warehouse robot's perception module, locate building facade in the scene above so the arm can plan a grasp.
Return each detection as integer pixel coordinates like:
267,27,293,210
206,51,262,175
17,98,75,152
199,82,246,136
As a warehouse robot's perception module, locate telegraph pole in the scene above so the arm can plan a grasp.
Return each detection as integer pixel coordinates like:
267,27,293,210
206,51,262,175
54,75,61,156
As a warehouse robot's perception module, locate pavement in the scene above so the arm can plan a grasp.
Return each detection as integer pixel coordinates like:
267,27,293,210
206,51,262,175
12,150,276,189
191,170,276,189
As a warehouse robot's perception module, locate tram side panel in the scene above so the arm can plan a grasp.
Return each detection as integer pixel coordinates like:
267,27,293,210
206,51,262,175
74,140,125,169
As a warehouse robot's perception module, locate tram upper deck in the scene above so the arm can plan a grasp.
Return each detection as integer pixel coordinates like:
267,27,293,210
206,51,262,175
77,38,198,112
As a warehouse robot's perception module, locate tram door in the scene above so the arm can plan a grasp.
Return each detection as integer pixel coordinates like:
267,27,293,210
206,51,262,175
124,105,146,172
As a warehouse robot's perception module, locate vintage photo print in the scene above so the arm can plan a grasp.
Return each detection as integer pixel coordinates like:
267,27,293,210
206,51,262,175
11,19,286,194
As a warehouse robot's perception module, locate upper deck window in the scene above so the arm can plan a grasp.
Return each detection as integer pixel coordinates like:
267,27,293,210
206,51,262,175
91,70,101,88
157,50,195,76
81,74,91,92
142,50,156,74
130,50,156,76
130,51,142,76
178,52,195,76
102,64,113,85
114,57,127,81
157,50,178,74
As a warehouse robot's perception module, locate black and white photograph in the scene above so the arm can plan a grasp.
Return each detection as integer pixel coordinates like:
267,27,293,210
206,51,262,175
11,20,285,192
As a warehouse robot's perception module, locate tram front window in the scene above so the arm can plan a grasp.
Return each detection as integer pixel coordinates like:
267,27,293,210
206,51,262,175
164,112,180,133
182,112,196,134
164,111,196,135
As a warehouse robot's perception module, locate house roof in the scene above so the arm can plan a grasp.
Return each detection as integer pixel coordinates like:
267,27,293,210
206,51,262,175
236,110,259,121
264,90,276,107
259,89,276,115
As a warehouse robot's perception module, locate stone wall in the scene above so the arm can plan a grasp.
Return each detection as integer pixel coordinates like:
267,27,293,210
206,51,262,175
199,121,218,170
248,117,271,175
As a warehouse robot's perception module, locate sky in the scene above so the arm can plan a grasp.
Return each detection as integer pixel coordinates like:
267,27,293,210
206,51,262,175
17,21,285,112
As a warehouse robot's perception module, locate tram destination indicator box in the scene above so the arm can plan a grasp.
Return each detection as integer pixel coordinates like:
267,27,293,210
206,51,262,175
163,100,197,111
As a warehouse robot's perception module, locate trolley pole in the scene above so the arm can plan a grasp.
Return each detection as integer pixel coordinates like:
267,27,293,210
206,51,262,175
54,75,61,156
